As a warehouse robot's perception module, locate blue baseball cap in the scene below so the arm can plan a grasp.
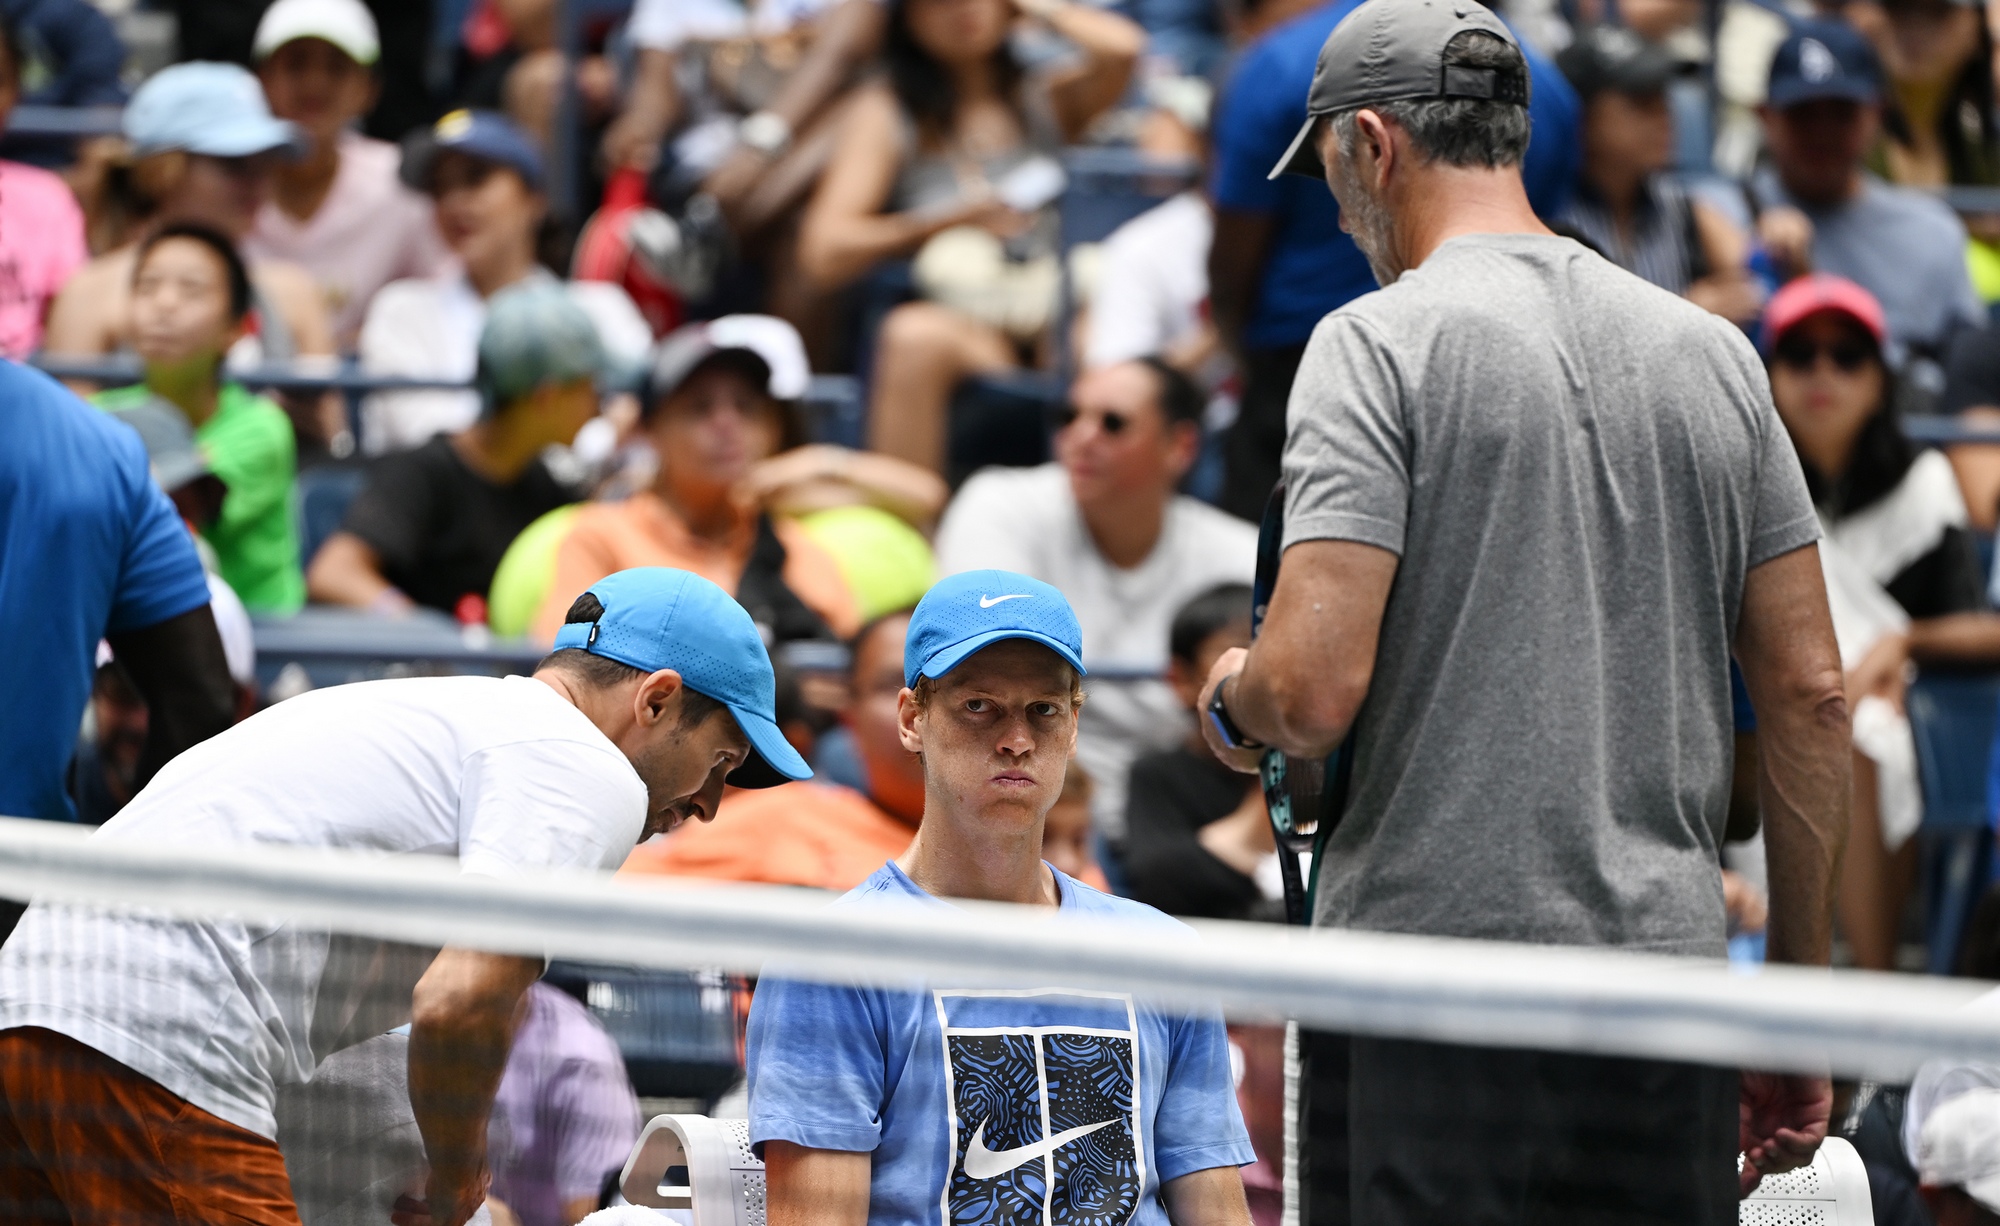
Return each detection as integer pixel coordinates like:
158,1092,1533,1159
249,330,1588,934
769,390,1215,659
904,571,1086,688
1767,21,1881,110
401,108,545,192
124,62,307,159
552,568,811,788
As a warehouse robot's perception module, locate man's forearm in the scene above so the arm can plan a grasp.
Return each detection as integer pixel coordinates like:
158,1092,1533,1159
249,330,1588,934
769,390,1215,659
1757,711,1848,966
408,951,541,1194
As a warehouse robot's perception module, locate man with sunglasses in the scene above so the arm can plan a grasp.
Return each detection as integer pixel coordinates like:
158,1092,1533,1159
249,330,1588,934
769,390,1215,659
1195,0,1850,1220
936,358,1256,876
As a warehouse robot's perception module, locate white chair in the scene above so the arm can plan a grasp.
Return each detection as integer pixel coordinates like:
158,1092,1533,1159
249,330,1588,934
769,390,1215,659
1739,1135,1875,1225
620,1114,767,1226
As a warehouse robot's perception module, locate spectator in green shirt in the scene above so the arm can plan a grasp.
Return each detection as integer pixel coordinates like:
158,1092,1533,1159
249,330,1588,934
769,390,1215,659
96,224,305,614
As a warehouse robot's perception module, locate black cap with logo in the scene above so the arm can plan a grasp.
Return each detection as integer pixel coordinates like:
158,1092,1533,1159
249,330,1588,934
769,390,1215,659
1766,20,1882,110
1268,0,1529,181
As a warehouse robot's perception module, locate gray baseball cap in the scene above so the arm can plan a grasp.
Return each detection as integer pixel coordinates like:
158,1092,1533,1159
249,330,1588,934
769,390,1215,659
475,280,606,411
1268,0,1528,181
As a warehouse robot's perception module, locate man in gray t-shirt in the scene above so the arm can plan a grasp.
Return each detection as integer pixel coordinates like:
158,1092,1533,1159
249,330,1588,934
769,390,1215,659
1195,0,1852,1221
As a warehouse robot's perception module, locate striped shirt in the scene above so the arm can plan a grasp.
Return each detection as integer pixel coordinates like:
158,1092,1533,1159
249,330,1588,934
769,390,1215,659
1559,175,1702,296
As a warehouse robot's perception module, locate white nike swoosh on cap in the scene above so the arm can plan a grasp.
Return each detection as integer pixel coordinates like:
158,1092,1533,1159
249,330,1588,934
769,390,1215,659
979,594,1032,608
961,1117,1117,1180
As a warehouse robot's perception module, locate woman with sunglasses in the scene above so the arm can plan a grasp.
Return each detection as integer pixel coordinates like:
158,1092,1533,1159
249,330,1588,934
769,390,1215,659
1764,274,2000,969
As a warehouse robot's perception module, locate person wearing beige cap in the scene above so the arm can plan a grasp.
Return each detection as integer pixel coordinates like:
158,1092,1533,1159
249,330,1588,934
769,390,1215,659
1921,1088,2000,1224
245,0,453,349
1194,0,1849,1219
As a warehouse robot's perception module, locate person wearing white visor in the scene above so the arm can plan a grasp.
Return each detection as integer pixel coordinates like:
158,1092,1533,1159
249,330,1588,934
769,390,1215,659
44,62,339,444
246,0,453,350
1923,1088,2000,1224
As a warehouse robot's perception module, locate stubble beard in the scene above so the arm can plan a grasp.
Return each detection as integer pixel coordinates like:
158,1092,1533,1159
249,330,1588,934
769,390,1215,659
1336,159,1401,287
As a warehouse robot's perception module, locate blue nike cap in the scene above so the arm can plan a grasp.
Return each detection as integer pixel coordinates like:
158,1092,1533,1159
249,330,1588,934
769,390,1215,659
401,108,545,192
904,571,1086,688
552,567,811,788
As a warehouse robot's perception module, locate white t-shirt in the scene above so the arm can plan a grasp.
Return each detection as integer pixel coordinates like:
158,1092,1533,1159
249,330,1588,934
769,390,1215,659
935,464,1257,840
357,269,652,455
0,675,648,1139
626,0,852,51
1084,192,1212,371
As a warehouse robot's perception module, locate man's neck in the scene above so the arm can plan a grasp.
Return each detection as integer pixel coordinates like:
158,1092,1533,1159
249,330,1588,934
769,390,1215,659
467,248,539,299
146,356,225,427
1776,163,1863,209
451,413,545,484
273,134,342,222
1079,491,1168,570
654,476,746,540
1389,163,1552,274
896,804,1059,907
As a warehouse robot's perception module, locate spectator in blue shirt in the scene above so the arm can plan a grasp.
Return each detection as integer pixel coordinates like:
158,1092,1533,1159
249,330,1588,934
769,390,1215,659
1206,0,1580,519
0,360,235,828
748,571,1255,1226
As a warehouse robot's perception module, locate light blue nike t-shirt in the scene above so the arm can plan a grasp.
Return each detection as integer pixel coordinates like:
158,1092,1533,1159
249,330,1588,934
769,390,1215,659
747,861,1255,1226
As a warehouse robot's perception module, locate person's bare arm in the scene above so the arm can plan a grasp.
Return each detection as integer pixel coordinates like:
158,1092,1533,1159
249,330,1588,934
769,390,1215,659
1197,539,1400,771
396,949,545,1226
1731,542,1848,1194
702,0,886,204
1030,0,1146,142
307,531,412,612
1160,1166,1254,1226
603,48,681,173
797,84,1027,289
1906,613,2000,665
743,444,950,527
765,1140,871,1226
1207,209,1275,362
105,603,237,786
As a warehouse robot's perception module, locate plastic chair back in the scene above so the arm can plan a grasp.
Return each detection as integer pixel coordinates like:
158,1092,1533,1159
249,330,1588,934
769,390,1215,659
1738,1136,1875,1225
621,1114,766,1226
1910,672,2000,831
294,465,368,569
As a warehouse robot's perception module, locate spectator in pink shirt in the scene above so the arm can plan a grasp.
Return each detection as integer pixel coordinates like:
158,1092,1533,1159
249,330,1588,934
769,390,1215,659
0,19,87,358
244,0,453,350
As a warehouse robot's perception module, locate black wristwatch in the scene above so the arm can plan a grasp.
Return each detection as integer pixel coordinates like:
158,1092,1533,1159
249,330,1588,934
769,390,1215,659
1206,676,1263,751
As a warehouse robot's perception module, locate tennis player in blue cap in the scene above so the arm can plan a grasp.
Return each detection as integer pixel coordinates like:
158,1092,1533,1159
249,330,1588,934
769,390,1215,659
0,566,806,1226
745,570,1256,1226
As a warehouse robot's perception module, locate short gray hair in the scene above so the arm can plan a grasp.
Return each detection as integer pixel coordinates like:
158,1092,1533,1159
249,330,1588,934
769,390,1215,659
1328,31,1530,169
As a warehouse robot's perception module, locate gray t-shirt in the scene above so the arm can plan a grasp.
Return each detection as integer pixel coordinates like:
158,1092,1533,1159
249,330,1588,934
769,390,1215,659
1282,233,1819,956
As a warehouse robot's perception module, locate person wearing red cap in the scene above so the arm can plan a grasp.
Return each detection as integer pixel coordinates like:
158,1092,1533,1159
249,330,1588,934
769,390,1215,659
1762,274,2000,970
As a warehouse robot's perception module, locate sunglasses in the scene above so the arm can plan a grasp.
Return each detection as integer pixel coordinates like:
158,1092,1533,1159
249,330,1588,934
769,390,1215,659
1056,405,1131,435
1773,335,1874,373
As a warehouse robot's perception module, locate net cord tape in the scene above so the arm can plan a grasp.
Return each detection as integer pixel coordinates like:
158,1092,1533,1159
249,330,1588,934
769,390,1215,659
0,815,1993,1081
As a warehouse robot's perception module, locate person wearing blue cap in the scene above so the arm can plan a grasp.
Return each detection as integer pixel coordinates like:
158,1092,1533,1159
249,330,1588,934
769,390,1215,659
0,566,804,1225
1751,20,1983,365
44,61,339,438
746,569,1256,1226
357,108,650,454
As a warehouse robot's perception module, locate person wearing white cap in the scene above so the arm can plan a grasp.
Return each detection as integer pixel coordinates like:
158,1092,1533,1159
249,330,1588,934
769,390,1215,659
246,0,453,350
530,314,948,645
1921,1087,2000,1224
43,62,340,444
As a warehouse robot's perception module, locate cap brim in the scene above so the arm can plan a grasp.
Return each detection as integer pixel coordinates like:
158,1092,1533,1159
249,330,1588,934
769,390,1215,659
724,707,813,789
1767,79,1876,109
184,116,308,160
1268,114,1325,181
917,628,1089,686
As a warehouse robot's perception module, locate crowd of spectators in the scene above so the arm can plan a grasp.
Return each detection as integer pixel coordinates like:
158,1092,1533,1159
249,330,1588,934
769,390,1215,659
12,0,2000,1216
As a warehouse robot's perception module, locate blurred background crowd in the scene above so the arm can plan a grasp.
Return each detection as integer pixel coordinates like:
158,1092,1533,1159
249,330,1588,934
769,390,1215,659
12,0,2000,1217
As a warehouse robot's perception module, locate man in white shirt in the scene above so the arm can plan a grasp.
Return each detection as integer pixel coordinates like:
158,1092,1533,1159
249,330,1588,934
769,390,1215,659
936,358,1256,864
0,566,811,1226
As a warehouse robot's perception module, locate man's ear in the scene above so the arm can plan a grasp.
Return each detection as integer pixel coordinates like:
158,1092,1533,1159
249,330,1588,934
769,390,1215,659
1164,419,1201,481
896,687,924,755
1356,109,1395,191
636,668,686,728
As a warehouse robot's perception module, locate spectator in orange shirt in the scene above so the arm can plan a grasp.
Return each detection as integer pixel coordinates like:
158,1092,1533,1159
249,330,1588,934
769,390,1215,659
624,609,924,889
534,316,950,646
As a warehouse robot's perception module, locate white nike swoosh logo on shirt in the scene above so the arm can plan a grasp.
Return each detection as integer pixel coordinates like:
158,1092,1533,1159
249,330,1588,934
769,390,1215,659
961,1117,1117,1180
979,594,1032,608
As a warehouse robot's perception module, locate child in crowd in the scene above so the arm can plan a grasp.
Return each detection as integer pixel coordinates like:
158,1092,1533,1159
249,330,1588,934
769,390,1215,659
309,280,606,619
94,225,305,615
245,0,452,350
1123,584,1277,921
1043,758,1112,891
